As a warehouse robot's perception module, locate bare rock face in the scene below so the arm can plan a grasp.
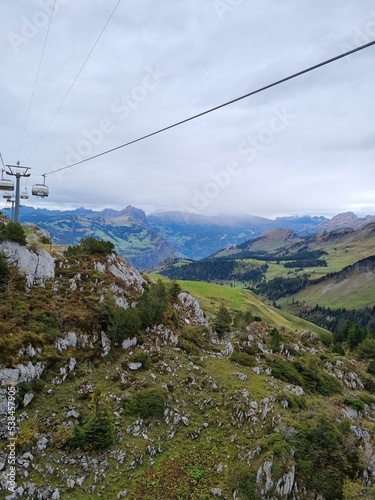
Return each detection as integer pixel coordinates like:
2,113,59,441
0,240,54,287
175,292,208,326
106,254,146,293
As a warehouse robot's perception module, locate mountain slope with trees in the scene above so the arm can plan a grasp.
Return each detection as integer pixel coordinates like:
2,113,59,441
0,220,375,499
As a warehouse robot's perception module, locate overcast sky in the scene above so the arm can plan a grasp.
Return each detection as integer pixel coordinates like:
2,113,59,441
1,0,375,219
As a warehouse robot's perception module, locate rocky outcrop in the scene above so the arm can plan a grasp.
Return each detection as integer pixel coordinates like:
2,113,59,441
106,254,146,293
0,241,54,287
175,292,208,326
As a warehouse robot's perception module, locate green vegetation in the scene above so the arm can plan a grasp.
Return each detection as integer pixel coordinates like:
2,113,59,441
2,224,375,499
0,252,10,292
269,357,342,396
214,304,232,336
291,415,360,500
69,389,115,450
0,221,27,245
123,388,165,419
106,306,141,343
65,237,115,257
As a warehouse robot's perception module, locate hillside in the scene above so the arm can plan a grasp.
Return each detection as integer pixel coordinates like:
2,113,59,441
1,222,375,499
158,223,375,309
279,256,375,310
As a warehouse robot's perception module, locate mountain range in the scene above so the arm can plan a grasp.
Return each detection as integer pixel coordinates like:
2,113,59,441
18,205,374,269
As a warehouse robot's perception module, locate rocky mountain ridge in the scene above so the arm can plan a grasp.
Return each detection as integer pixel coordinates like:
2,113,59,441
18,206,331,268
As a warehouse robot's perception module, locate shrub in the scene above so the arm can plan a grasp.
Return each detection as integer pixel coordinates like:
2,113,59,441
128,351,151,370
0,252,10,291
333,342,345,355
229,467,259,499
106,307,141,343
343,397,365,412
178,326,209,354
358,392,375,406
367,360,375,375
230,351,254,367
124,388,165,419
268,358,304,387
291,415,352,500
65,237,115,257
0,222,27,245
357,338,375,360
319,331,333,347
293,359,342,396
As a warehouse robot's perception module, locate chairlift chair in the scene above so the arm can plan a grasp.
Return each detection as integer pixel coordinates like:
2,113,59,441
21,188,29,200
0,172,14,191
32,175,49,197
3,191,12,200
32,184,49,197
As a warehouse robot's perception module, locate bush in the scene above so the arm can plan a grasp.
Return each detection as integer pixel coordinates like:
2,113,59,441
65,237,115,257
230,351,254,367
269,358,342,396
0,252,10,291
0,222,27,245
291,415,353,500
358,338,375,360
229,467,260,499
343,397,365,412
106,307,141,343
268,358,304,387
294,359,342,396
124,388,165,419
367,360,375,375
129,351,152,370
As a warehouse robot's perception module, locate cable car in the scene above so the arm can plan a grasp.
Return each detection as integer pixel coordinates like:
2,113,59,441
3,191,12,200
21,188,29,200
32,184,49,197
0,173,14,191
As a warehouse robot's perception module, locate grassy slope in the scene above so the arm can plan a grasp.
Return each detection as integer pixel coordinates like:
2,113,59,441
173,280,332,338
280,269,375,309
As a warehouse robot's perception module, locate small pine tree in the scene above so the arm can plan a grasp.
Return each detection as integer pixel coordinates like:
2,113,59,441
214,305,232,337
270,328,281,353
169,280,181,302
85,389,115,450
107,307,141,343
